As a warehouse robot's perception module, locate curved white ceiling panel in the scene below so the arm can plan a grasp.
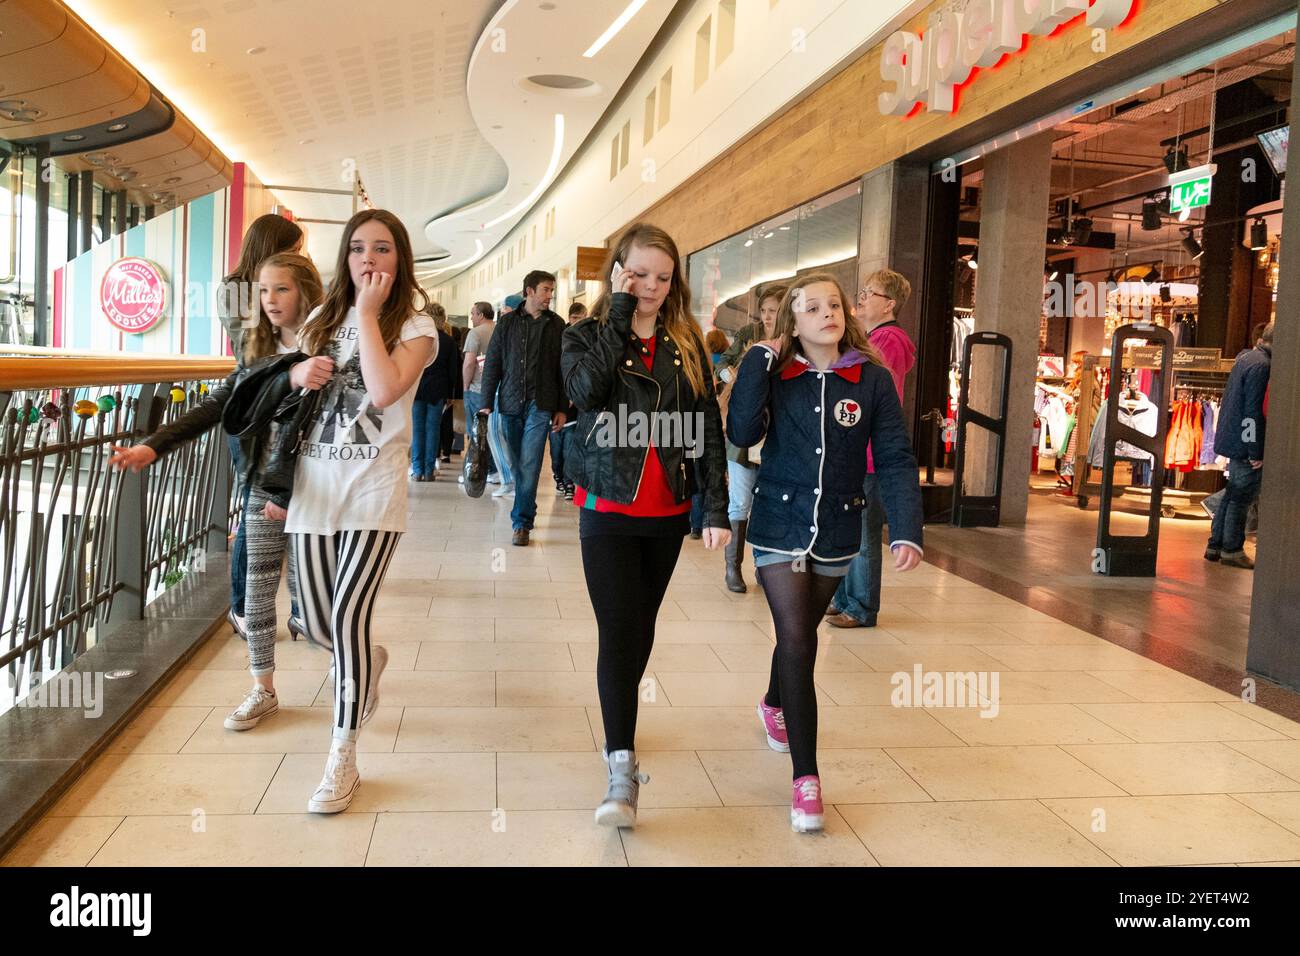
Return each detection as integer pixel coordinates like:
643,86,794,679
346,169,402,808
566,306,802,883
421,0,676,278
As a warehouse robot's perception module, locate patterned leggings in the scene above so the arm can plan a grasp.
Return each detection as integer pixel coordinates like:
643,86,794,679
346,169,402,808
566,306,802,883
244,486,300,676
292,529,401,741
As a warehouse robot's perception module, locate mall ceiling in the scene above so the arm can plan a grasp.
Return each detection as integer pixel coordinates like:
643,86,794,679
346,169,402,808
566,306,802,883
55,0,677,273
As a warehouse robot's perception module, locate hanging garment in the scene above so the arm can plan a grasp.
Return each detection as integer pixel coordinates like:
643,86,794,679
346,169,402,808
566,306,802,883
1089,396,1158,467
1165,399,1202,472
1199,400,1218,465
1039,395,1070,459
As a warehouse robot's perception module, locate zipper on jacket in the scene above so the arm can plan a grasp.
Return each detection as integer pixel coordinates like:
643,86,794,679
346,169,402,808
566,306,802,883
676,373,686,498
620,364,660,501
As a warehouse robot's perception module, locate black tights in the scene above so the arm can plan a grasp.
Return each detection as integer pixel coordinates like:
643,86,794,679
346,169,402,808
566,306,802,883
758,563,842,779
581,534,683,753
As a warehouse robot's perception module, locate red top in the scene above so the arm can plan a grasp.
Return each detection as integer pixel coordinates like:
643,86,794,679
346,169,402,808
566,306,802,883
574,334,692,517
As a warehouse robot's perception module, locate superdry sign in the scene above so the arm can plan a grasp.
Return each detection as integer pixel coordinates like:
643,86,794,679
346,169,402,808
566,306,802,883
101,257,169,334
879,0,1138,116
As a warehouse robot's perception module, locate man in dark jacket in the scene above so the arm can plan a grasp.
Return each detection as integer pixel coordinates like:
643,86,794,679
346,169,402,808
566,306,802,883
411,318,459,481
1206,321,1272,569
479,270,567,546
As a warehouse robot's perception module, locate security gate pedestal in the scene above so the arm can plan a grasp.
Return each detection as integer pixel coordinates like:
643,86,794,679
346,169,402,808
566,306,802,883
951,331,1013,528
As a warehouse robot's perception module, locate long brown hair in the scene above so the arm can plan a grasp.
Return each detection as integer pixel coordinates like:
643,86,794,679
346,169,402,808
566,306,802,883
589,222,709,398
769,272,883,374
243,253,324,363
220,213,303,328
299,209,427,356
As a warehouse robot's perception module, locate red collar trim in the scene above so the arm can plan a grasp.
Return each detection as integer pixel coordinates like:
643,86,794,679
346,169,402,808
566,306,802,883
779,354,863,383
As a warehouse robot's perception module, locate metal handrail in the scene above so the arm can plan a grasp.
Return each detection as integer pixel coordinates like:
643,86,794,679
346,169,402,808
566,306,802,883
2,361,238,713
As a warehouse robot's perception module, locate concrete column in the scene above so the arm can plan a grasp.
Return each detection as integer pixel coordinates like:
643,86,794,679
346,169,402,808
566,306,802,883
858,162,930,428
965,131,1055,523
1245,1,1300,692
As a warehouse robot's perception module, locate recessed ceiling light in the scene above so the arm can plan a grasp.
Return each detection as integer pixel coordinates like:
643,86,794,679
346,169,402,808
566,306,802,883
246,46,266,55
0,99,28,110
164,176,183,185
117,170,138,181
4,108,42,121
763,232,775,239
63,133,86,142
106,122,129,132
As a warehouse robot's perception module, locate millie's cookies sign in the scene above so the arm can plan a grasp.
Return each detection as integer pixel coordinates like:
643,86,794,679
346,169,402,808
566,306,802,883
879,0,1138,116
101,257,169,334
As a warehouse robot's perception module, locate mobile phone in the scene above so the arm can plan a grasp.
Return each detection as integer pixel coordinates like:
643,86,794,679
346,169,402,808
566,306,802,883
610,260,624,286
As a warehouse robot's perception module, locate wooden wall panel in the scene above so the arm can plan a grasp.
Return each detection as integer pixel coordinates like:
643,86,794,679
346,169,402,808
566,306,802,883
632,0,1223,255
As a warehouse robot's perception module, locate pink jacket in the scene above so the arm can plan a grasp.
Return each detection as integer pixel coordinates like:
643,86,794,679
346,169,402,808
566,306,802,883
867,321,916,473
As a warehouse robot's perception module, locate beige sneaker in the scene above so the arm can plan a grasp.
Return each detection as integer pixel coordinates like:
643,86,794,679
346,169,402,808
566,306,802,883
223,686,278,731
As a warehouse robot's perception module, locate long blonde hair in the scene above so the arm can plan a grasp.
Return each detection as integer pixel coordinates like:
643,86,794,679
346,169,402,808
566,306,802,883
589,222,710,398
299,209,427,356
769,273,883,374
242,253,323,363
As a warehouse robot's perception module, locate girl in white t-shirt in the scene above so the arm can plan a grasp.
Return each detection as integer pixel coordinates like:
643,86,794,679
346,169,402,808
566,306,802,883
284,209,438,814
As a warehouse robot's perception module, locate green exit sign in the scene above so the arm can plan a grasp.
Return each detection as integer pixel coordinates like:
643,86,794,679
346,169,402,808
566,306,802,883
1169,163,1217,214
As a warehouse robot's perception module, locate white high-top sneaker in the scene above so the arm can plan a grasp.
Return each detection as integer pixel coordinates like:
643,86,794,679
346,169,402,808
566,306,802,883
308,740,360,814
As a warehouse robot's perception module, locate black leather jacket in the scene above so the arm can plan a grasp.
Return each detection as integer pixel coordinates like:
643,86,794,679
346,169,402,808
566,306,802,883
144,352,311,508
560,293,728,528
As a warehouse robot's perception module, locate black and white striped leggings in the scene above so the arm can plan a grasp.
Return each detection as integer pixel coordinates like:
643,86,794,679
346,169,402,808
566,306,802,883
291,529,401,741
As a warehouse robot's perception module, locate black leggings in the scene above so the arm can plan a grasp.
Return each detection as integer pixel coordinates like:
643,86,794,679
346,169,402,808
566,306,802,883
758,563,841,779
581,533,683,753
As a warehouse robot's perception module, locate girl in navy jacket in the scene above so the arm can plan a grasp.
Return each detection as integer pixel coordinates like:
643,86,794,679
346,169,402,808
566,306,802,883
726,272,924,833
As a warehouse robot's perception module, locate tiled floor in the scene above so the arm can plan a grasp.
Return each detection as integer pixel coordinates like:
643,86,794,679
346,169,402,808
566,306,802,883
6,465,1300,867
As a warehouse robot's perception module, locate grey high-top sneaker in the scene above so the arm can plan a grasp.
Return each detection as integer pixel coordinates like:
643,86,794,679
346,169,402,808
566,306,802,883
595,749,649,828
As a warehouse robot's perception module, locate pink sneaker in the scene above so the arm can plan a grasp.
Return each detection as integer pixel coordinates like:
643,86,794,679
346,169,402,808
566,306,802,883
756,700,789,753
791,775,824,833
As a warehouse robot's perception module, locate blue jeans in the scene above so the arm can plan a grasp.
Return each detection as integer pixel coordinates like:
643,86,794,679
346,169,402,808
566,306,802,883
411,399,445,476
488,409,514,485
727,460,757,522
550,427,569,484
499,401,553,530
832,473,884,624
1208,458,1262,554
229,436,248,615
690,493,705,533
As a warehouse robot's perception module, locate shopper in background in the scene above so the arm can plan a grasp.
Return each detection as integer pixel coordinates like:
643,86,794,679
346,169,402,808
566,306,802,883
436,310,463,467
487,293,525,497
562,223,729,829
720,283,785,370
214,214,305,640
285,209,439,814
721,285,787,593
705,328,729,368
411,301,459,482
111,253,324,730
1205,321,1273,570
826,269,917,629
727,272,923,834
479,272,568,546
550,302,587,499
463,301,499,482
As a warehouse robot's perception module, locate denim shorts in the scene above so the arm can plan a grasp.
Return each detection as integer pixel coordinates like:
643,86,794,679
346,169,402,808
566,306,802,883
751,548,852,578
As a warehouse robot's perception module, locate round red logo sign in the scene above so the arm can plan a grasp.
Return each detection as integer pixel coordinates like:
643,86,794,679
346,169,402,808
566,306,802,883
101,257,168,334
